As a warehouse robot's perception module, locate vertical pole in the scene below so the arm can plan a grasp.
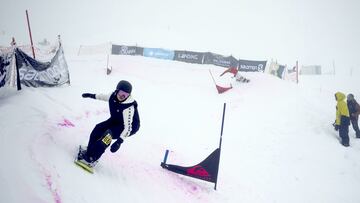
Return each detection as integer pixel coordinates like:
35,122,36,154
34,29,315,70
77,45,82,56
106,54,109,70
209,69,217,85
296,60,299,84
26,10,36,59
163,149,169,164
215,103,226,190
160,149,169,168
218,103,226,150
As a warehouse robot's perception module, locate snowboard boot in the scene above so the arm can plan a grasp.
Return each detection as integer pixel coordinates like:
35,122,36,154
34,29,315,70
77,146,98,167
341,142,350,147
82,129,113,166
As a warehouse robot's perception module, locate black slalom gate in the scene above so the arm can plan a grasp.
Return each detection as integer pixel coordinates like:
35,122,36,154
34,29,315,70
161,103,226,190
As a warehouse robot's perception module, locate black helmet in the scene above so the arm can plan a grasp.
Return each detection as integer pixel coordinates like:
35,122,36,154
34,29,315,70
116,80,132,94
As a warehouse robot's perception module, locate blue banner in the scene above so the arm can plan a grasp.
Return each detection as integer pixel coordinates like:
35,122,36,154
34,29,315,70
143,48,174,60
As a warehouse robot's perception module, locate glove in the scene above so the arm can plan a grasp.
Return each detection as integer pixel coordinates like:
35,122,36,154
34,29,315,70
333,124,339,131
110,138,123,153
82,93,96,99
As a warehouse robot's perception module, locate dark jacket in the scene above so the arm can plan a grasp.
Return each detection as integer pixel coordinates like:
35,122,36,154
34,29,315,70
347,99,360,120
96,92,140,139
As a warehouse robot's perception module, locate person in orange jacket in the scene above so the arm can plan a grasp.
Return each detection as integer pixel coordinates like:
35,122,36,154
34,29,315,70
333,92,351,147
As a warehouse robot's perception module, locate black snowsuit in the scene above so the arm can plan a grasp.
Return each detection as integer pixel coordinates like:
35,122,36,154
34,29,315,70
85,92,140,162
347,99,360,138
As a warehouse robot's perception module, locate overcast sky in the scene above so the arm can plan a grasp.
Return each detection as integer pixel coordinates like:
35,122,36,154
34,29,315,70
1,0,359,73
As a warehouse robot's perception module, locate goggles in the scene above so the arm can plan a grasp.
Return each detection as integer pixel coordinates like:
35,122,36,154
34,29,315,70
117,90,130,100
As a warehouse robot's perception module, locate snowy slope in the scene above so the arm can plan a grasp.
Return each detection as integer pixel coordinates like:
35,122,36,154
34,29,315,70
1,53,360,203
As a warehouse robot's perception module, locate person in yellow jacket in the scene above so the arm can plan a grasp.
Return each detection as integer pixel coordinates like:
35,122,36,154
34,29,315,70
334,92,351,147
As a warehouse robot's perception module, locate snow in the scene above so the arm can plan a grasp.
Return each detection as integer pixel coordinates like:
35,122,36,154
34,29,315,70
1,52,360,203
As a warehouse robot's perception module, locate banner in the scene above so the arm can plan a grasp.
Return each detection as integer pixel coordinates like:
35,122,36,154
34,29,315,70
268,61,287,79
238,59,267,72
78,43,112,55
174,50,204,64
143,48,174,60
203,52,238,68
111,45,143,56
161,148,220,183
16,45,70,87
277,65,286,79
0,49,21,90
300,65,321,75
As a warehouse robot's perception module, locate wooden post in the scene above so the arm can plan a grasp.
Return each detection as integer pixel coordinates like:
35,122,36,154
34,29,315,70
26,10,36,59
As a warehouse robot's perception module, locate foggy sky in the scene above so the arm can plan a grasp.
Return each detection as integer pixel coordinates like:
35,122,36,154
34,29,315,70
1,0,359,73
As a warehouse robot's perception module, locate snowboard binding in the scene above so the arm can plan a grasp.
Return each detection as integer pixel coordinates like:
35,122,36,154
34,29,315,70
74,130,113,173
75,145,98,173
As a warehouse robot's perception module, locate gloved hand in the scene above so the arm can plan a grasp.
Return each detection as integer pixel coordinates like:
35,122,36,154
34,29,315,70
110,138,123,153
82,93,96,99
332,123,339,131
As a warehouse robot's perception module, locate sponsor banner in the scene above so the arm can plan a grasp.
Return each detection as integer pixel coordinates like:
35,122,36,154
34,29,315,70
268,61,286,78
203,52,238,68
111,45,143,56
300,65,321,75
143,48,174,60
0,49,20,90
277,65,286,79
238,59,267,72
174,50,205,64
78,43,112,55
16,45,70,87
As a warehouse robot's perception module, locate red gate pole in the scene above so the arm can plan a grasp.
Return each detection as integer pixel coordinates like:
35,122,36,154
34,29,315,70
26,10,36,59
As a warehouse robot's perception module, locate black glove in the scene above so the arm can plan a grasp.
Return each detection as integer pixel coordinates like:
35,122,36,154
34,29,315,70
110,138,123,153
332,122,339,131
82,93,96,99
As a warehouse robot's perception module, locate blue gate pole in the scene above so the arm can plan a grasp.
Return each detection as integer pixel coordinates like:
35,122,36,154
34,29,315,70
161,149,170,168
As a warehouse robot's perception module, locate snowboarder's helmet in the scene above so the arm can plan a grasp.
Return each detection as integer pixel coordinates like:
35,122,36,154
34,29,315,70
347,93,354,100
116,80,132,94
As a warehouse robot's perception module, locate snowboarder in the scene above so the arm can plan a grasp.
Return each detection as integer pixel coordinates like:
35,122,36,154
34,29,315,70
220,67,250,83
333,92,350,147
76,80,140,170
347,93,360,138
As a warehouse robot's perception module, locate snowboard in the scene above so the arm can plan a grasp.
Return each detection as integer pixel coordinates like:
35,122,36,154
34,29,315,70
74,145,96,173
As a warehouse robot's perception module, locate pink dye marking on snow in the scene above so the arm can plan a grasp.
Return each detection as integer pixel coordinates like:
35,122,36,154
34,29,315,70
45,173,62,203
57,119,75,127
